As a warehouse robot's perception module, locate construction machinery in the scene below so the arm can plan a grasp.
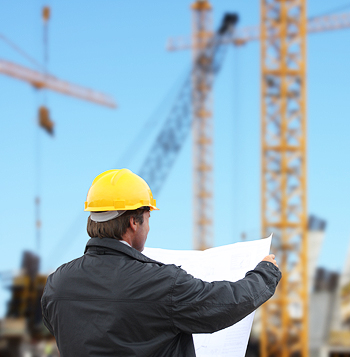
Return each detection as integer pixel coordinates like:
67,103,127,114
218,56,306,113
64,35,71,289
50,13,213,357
139,8,238,250
4,253,47,340
0,252,49,356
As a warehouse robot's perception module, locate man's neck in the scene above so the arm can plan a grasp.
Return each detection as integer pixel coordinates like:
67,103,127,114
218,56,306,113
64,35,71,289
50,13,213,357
119,240,131,248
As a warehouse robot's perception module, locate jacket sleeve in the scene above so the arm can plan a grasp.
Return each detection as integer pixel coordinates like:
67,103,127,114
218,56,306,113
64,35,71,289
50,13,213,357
41,286,55,336
170,261,281,334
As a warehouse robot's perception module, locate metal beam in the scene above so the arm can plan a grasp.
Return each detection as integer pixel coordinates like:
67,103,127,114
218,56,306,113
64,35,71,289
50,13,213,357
0,59,116,108
166,11,350,50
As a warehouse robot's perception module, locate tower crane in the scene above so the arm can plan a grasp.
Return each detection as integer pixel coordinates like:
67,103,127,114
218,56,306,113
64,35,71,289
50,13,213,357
260,1,307,356
0,15,117,252
0,6,116,111
138,11,238,250
0,7,116,134
136,1,350,357
0,7,117,350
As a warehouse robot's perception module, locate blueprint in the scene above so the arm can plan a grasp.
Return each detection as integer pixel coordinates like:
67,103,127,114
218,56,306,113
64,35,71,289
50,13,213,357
143,235,272,357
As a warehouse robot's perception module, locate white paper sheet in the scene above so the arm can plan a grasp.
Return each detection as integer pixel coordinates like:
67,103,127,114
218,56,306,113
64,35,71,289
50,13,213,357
143,235,272,357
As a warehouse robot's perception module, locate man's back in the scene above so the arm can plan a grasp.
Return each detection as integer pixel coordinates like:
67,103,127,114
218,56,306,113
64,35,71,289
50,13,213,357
42,237,281,357
42,238,197,356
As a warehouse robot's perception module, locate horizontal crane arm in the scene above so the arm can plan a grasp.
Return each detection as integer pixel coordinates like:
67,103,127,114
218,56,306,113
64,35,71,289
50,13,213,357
167,11,350,50
0,59,116,108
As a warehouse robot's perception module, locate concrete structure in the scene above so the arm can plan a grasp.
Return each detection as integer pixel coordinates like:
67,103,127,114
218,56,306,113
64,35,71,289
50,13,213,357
248,217,350,357
309,240,350,357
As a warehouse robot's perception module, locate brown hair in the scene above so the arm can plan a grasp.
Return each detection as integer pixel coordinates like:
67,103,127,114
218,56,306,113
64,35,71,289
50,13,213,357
87,207,150,239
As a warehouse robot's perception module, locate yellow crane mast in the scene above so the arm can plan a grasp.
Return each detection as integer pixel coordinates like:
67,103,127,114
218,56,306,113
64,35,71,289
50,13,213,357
170,3,350,256
166,3,350,356
260,0,308,356
191,0,214,250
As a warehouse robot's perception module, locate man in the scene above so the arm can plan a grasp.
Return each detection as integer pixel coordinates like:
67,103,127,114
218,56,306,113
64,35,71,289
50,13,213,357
41,169,281,357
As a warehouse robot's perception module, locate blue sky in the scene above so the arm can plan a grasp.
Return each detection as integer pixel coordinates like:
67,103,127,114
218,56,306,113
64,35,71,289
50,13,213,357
0,0,350,316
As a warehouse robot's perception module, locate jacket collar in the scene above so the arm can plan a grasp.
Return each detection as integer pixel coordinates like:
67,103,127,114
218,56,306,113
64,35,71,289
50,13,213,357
84,237,164,265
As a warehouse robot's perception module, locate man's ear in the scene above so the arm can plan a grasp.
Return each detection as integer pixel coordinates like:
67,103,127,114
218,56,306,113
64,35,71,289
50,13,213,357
129,216,137,232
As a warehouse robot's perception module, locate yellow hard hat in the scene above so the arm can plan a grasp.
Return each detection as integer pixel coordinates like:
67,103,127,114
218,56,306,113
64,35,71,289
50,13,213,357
84,169,159,212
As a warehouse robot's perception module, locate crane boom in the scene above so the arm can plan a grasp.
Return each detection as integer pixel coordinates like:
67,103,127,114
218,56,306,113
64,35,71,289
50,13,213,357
138,13,238,199
167,11,350,50
0,59,116,108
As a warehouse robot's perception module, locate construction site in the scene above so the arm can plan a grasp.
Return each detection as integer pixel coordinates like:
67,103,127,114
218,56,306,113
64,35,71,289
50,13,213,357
0,0,350,356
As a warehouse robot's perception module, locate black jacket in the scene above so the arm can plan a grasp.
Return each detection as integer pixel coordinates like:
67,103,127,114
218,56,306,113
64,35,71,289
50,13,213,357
41,238,281,357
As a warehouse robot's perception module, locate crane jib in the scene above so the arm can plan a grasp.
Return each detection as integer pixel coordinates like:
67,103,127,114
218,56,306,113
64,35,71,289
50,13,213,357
139,13,239,195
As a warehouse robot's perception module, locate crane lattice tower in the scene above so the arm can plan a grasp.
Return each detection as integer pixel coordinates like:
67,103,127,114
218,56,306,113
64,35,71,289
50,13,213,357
260,0,308,356
191,0,214,250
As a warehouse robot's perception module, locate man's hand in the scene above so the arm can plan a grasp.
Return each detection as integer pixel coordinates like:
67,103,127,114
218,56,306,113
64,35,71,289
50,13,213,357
262,254,278,268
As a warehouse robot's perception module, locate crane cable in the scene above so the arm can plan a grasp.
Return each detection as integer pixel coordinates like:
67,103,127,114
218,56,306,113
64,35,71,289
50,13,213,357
230,45,244,241
0,33,45,70
114,65,190,170
35,97,42,255
35,6,51,255
42,6,50,106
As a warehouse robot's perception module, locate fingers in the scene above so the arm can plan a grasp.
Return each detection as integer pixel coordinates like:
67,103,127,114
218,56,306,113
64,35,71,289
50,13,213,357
270,254,278,267
262,254,279,268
